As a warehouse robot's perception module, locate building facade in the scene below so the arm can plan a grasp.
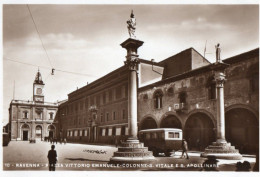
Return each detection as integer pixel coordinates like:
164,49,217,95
55,59,164,144
9,70,58,141
138,48,259,154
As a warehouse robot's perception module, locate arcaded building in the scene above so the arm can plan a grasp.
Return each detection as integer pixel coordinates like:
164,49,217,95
138,48,259,154
9,70,58,141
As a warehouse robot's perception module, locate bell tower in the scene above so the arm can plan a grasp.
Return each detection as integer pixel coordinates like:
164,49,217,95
33,69,45,103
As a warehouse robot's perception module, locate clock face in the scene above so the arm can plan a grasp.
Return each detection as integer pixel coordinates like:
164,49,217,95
36,88,42,94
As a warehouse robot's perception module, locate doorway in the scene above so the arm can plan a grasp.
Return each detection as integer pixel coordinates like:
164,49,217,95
23,131,28,141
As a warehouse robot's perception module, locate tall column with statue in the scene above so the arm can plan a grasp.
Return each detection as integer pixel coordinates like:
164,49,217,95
201,44,242,160
110,11,155,164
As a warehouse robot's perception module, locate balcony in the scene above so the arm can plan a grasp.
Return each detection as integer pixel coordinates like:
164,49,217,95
174,103,187,112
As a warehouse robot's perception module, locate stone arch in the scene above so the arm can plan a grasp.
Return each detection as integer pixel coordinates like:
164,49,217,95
160,113,182,129
225,105,259,154
139,115,158,130
20,123,30,141
186,109,216,128
35,125,43,140
184,112,215,150
47,124,56,139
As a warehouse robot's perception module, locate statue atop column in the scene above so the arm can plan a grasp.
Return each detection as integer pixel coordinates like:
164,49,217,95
127,10,136,38
215,43,221,63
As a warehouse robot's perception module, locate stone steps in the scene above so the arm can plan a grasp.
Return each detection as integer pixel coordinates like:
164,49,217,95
117,147,149,152
113,151,153,157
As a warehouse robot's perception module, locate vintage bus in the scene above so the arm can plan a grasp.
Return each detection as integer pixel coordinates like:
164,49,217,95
139,128,183,156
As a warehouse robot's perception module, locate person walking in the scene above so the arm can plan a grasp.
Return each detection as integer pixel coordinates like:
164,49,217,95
47,145,57,171
180,139,189,159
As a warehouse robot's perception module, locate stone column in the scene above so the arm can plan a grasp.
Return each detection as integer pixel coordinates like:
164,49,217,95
215,72,227,144
126,58,139,140
109,38,155,164
201,62,242,160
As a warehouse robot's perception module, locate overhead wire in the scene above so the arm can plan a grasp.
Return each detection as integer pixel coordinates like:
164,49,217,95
4,57,97,77
26,4,53,68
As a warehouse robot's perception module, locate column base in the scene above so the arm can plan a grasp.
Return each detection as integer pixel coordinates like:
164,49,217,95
109,139,155,165
201,141,242,160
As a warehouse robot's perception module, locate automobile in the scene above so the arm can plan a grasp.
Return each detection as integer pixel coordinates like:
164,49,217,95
139,128,183,156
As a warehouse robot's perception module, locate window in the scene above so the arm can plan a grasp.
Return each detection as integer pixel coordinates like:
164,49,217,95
49,112,54,120
113,111,116,120
101,113,104,122
153,90,163,109
168,132,180,138
85,98,88,109
103,92,106,104
23,111,28,119
109,90,113,102
179,92,187,103
116,86,122,99
122,85,126,98
106,113,109,121
143,94,148,100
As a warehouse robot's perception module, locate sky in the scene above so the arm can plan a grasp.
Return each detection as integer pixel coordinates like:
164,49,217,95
2,4,259,125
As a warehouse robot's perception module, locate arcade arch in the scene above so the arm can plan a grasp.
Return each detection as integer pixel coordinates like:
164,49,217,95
225,107,258,154
184,112,215,150
140,117,158,130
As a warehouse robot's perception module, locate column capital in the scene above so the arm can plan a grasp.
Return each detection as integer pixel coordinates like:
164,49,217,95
124,58,139,71
214,72,226,88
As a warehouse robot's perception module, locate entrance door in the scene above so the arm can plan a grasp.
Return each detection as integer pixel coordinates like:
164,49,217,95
49,131,54,139
23,131,28,141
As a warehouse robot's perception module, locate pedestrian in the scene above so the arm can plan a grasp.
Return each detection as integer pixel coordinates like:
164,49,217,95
50,138,53,144
63,138,67,145
180,139,189,159
60,138,62,144
47,145,57,171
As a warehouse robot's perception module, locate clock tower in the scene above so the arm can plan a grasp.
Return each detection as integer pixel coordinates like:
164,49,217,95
33,69,45,103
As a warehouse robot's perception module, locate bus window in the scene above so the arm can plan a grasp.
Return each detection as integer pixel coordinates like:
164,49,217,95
168,132,175,138
145,133,150,140
151,132,157,139
174,132,180,138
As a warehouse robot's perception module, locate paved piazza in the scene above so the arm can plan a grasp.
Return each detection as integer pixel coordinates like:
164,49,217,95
3,141,257,171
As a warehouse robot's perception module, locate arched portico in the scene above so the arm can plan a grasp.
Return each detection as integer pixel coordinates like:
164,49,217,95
140,116,158,130
48,124,56,139
184,112,215,150
160,114,182,129
225,106,259,154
